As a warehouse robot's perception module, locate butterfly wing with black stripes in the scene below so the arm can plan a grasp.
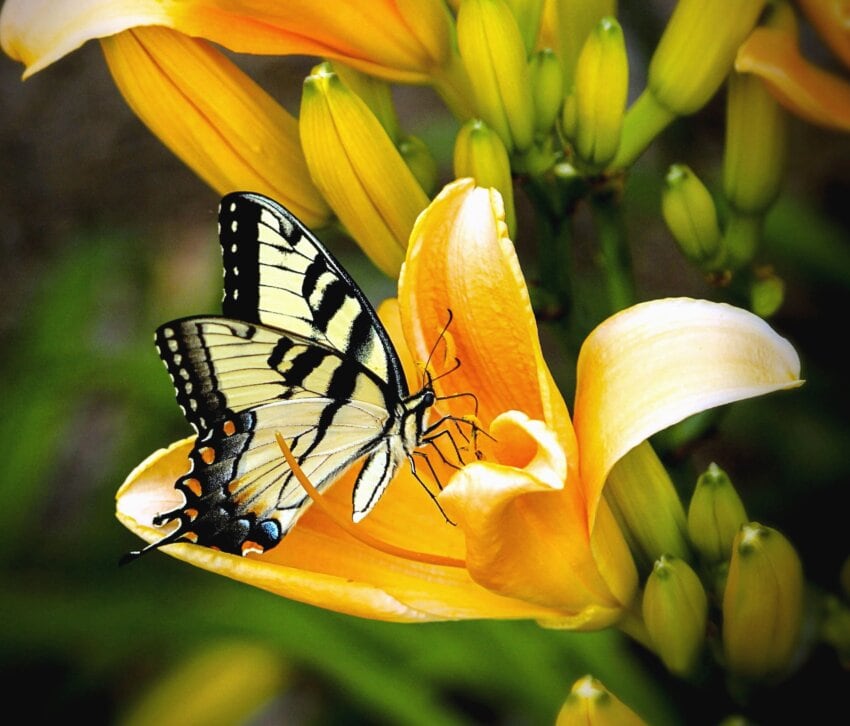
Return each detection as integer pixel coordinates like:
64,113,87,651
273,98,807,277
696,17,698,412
123,192,436,561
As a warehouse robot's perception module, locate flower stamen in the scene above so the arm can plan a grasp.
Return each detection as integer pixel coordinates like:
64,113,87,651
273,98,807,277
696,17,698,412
274,432,466,569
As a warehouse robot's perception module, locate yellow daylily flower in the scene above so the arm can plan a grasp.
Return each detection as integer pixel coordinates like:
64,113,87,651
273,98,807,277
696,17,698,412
0,0,453,83
117,179,801,626
736,3,850,132
100,26,329,227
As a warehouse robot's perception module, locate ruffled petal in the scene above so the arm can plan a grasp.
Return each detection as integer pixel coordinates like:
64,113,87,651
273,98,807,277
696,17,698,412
101,26,329,226
574,298,802,526
736,26,850,132
117,438,566,622
437,411,636,627
0,0,450,82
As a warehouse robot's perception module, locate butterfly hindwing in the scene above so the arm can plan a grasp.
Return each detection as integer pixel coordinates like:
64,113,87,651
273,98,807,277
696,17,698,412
124,192,438,562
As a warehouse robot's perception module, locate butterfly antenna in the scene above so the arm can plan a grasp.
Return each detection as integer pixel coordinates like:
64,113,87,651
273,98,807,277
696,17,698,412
422,309,455,383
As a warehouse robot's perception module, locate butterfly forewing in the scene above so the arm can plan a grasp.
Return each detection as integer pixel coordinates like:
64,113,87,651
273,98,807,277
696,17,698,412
125,192,435,561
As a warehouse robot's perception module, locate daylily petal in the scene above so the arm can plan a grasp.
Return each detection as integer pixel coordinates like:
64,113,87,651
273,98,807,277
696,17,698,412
101,26,329,226
399,179,572,443
439,410,636,627
0,0,451,82
736,26,850,132
574,298,802,527
117,438,567,622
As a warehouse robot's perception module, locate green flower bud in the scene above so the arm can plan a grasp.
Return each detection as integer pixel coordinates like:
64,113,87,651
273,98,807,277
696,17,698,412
556,675,647,726
721,210,762,270
724,72,787,215
687,462,748,564
530,48,564,134
662,164,723,268
643,555,708,677
822,595,850,669
615,0,767,168
398,134,439,197
604,441,691,574
750,270,786,318
649,0,767,116
572,17,628,170
457,0,535,152
723,523,804,680
454,118,517,236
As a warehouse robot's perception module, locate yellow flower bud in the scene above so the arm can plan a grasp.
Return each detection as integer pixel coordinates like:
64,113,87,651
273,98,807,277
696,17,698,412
453,119,517,236
300,63,429,278
502,0,545,55
662,164,723,269
723,523,804,680
331,62,401,141
750,270,785,318
529,48,564,134
572,16,628,170
643,555,708,677
687,463,748,564
724,69,788,215
398,134,439,197
649,0,767,115
604,442,691,573
556,675,647,726
457,0,535,151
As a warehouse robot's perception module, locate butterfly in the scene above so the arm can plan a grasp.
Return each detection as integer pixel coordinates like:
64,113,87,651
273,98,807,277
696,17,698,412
123,191,459,562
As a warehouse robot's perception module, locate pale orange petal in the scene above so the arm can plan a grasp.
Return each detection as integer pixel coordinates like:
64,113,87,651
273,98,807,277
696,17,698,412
399,179,573,447
117,438,565,621
736,26,850,131
574,298,802,527
438,411,635,626
0,0,448,82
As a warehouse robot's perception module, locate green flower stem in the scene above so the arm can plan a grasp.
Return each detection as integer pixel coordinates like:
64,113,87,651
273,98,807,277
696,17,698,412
610,90,676,170
617,597,653,652
522,174,575,320
592,189,635,315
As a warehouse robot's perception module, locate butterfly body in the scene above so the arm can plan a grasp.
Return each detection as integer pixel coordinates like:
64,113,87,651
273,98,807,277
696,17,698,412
126,192,438,560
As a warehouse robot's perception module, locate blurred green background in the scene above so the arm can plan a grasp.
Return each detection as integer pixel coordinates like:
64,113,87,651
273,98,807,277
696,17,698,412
2,7,849,724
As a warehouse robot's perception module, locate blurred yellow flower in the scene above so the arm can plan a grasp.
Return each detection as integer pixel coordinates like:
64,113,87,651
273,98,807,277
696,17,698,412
736,1,850,132
117,179,802,626
556,674,646,726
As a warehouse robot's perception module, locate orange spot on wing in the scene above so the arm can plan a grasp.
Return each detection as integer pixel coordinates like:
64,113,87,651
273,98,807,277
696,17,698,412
183,477,203,497
199,447,216,464
183,531,199,544
241,540,264,556
184,508,199,521
223,420,237,436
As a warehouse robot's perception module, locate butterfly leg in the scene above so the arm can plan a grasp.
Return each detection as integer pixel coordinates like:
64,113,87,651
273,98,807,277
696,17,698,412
407,452,456,525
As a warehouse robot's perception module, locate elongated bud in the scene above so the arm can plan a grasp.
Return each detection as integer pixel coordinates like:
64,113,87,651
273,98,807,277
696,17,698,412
502,0,545,55
572,17,628,170
615,0,767,167
530,48,564,134
300,63,429,277
457,0,535,151
649,0,767,115
398,134,439,197
643,555,708,677
721,211,762,271
331,62,401,141
662,165,723,269
724,72,787,216
553,0,617,89
723,523,804,680
604,442,691,573
687,463,748,564
454,119,516,236
556,675,647,726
